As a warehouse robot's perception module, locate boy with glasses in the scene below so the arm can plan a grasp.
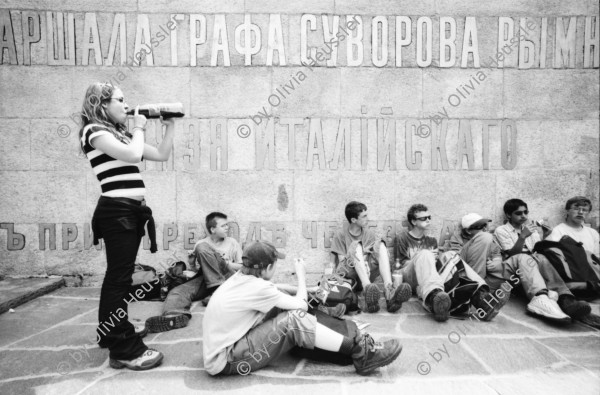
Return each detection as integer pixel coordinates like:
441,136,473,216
494,199,591,323
395,204,501,322
546,196,599,258
540,196,600,296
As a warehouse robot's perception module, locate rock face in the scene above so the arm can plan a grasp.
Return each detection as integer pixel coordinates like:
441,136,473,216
0,1,598,281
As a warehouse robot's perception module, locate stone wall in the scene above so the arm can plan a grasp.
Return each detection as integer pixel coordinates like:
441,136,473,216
0,0,598,282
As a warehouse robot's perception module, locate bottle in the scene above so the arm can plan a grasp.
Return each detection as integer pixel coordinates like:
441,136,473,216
127,103,185,119
392,258,403,287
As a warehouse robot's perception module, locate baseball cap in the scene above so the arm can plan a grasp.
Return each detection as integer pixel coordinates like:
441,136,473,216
461,213,491,229
242,241,286,269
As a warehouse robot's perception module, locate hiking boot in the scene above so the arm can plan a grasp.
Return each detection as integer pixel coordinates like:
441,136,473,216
426,289,451,322
577,313,600,330
109,348,163,371
385,283,412,313
317,303,347,318
145,314,189,333
558,295,591,320
471,289,509,321
527,294,571,324
364,283,381,313
352,333,402,375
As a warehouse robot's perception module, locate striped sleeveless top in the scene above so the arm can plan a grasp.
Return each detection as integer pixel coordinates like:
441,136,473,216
81,124,146,198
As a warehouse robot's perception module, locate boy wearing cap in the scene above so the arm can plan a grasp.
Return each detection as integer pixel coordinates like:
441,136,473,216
330,201,412,313
395,204,502,322
494,199,591,323
203,241,404,376
146,212,242,332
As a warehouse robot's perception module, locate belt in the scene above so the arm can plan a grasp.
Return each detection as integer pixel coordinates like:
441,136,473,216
100,196,146,206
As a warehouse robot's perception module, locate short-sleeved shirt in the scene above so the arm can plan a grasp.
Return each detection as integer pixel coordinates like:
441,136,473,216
394,230,438,265
194,237,242,264
546,223,600,256
494,222,540,253
203,272,287,375
330,224,381,259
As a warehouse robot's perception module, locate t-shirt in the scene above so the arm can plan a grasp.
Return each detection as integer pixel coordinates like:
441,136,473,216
330,223,381,259
202,272,287,375
80,124,146,198
394,230,438,264
195,237,242,264
546,223,600,256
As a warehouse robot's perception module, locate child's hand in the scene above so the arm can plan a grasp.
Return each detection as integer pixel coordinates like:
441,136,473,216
160,116,175,128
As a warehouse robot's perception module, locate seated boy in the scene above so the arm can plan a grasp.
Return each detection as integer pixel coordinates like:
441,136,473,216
543,196,600,290
203,241,403,376
395,204,504,322
146,212,242,332
494,199,590,322
330,201,412,313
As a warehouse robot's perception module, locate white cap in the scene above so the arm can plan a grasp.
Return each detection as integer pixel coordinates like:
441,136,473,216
461,213,491,229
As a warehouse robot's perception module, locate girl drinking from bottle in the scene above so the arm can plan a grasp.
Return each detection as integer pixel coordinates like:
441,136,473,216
79,82,175,370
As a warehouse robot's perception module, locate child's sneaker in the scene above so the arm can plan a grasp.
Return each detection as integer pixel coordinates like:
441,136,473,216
352,334,402,375
385,283,412,313
427,289,451,322
471,289,509,321
558,295,591,320
364,284,381,313
145,314,189,333
109,349,163,371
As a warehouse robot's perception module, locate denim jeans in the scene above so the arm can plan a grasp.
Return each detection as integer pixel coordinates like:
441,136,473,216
220,309,317,375
93,197,148,360
161,242,231,316
162,275,214,317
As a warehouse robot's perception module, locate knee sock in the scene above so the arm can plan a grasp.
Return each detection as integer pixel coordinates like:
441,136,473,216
315,322,355,355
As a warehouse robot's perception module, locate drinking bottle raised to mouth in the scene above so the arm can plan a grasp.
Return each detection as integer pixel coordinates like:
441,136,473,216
127,103,185,119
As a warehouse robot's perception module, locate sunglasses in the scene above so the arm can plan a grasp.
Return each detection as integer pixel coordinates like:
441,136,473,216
513,210,529,216
469,223,488,230
110,97,125,103
416,216,432,221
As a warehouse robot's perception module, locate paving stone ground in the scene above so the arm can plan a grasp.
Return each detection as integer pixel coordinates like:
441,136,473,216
0,286,599,395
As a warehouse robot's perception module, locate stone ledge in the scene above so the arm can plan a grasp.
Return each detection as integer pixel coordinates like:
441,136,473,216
0,277,65,315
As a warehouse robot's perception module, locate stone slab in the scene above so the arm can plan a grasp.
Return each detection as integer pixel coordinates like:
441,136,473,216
463,337,564,374
0,347,106,381
484,369,600,395
536,335,600,371
0,296,97,347
0,277,65,314
0,372,104,395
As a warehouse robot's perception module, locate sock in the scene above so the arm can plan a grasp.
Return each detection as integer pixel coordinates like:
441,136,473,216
315,322,354,354
534,289,549,297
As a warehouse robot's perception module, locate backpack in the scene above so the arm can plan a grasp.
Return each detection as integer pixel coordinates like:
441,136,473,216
311,273,360,312
130,263,161,300
535,236,600,283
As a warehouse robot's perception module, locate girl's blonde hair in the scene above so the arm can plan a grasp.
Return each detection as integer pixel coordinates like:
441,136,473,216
78,82,131,151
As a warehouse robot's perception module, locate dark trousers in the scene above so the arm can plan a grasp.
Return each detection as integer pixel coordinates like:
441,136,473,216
93,198,148,360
